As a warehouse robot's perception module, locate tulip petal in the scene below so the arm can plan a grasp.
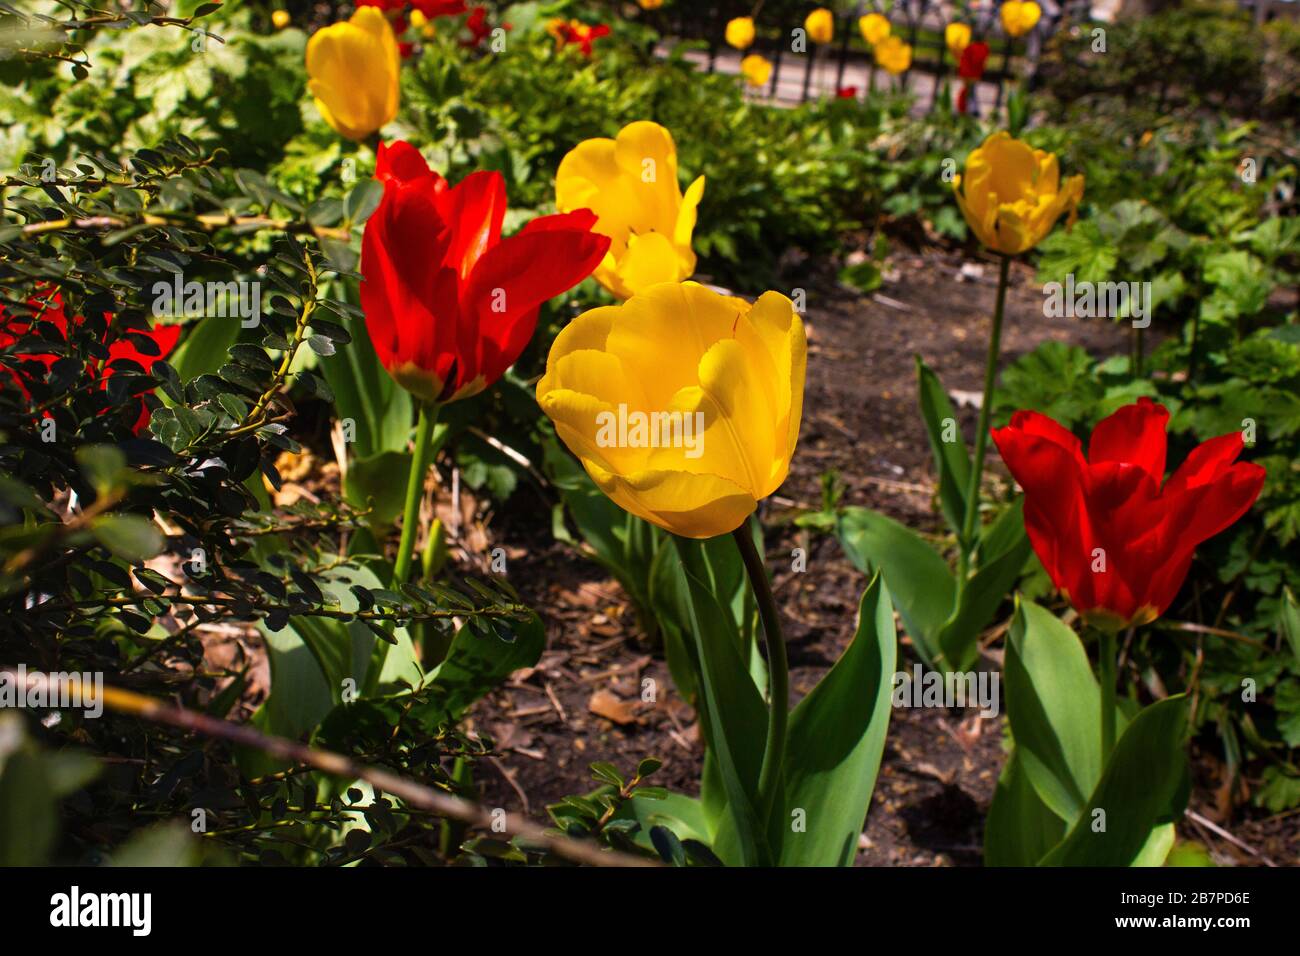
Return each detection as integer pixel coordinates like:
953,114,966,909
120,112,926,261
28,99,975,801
377,141,447,197
436,170,506,279
604,281,748,414
993,421,1100,611
540,387,641,475
306,7,399,141
616,231,681,294
742,291,805,489
1160,433,1266,545
462,216,610,384
590,461,757,539
1087,396,1169,480
673,175,706,273
361,173,459,395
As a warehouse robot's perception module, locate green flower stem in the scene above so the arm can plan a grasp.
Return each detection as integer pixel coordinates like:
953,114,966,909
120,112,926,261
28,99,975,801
957,254,1012,582
732,517,788,858
1098,627,1118,764
393,402,439,589
367,402,438,693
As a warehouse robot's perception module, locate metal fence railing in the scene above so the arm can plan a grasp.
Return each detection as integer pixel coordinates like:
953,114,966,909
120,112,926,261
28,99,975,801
644,1,1096,109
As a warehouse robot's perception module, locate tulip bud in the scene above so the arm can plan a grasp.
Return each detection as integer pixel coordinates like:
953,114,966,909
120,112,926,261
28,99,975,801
555,121,706,301
741,53,772,87
537,282,806,539
945,21,971,56
804,8,834,45
305,7,401,142
952,131,1084,256
858,13,890,47
1000,0,1041,38
725,16,756,50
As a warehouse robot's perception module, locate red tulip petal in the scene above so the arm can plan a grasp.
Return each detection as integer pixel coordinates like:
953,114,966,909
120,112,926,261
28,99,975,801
1083,460,1163,622
376,140,445,194
1087,397,1169,481
1140,456,1264,617
992,420,1098,610
435,170,507,279
1165,458,1265,554
1003,409,1086,466
1164,432,1245,497
361,177,456,379
519,207,599,235
461,218,609,386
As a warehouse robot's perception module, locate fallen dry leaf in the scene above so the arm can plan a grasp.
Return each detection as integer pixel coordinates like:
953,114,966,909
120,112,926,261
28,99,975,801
588,688,638,726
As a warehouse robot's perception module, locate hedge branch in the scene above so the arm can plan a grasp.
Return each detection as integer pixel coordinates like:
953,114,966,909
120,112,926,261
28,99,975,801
4,669,656,868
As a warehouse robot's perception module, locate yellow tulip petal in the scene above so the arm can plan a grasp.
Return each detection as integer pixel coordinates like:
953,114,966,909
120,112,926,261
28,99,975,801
541,388,650,474
741,54,772,87
305,7,399,141
725,16,756,50
556,122,699,299
616,231,683,298
602,282,745,411
614,121,681,231
592,462,758,539
859,13,890,46
945,22,971,55
742,291,806,489
673,174,706,272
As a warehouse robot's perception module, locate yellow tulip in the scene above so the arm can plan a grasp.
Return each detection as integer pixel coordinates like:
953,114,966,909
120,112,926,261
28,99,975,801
1000,0,1041,38
546,17,568,41
305,7,400,142
272,9,290,30
409,8,437,37
725,15,756,50
952,131,1085,256
875,36,912,75
804,8,834,45
945,22,971,56
537,282,807,539
555,121,706,301
740,52,772,87
639,0,665,9
858,13,890,46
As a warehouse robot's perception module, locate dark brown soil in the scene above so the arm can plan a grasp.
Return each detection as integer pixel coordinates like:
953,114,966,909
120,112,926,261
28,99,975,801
468,250,1299,866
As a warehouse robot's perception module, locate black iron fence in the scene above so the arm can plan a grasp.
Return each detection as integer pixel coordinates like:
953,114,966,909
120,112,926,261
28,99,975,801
643,1,1098,109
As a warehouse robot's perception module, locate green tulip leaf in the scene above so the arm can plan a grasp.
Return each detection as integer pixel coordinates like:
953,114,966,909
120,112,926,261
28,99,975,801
1040,696,1189,866
779,573,896,866
838,506,955,666
1004,599,1103,823
669,537,767,866
936,518,1031,671
984,748,1067,866
915,356,972,537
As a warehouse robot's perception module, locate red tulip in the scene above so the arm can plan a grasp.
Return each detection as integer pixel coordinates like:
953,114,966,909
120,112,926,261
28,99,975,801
992,398,1265,629
0,289,180,434
836,86,858,99
559,20,610,56
410,0,468,17
958,40,989,80
360,141,610,404
357,0,467,57
460,5,509,47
